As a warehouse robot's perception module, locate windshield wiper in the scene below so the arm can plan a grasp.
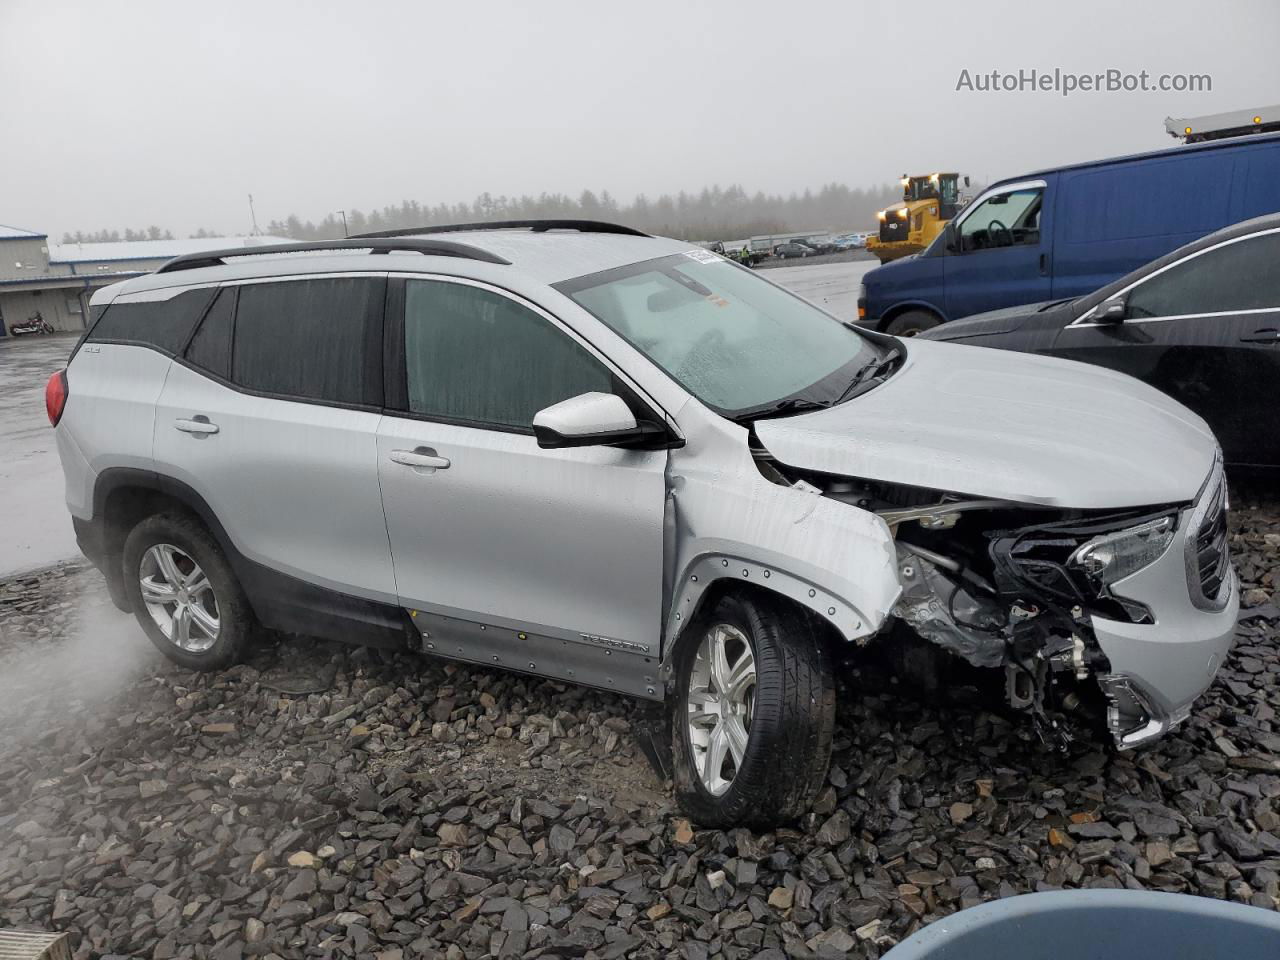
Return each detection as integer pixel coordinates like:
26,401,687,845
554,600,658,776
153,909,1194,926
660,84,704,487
732,395,830,424
771,397,831,414
833,345,903,405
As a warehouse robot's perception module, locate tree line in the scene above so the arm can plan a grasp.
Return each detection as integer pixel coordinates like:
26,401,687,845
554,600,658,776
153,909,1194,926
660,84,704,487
58,181,903,246
266,183,901,242
59,226,177,244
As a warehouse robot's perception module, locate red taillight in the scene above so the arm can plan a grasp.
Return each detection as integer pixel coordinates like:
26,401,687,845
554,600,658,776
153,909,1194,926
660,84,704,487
45,369,68,427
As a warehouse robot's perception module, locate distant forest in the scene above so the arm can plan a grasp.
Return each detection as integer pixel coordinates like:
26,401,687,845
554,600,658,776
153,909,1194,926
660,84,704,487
60,182,902,245
265,183,901,242
59,226,176,243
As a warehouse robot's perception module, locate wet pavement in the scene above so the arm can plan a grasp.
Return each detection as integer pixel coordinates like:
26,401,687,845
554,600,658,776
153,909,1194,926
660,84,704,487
769,259,879,324
0,334,80,577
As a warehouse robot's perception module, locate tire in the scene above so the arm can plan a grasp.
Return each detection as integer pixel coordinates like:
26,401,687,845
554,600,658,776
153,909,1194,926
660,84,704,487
121,512,253,671
671,591,836,827
885,310,941,337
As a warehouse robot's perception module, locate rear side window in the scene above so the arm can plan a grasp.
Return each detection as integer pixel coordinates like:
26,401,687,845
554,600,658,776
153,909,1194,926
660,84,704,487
185,287,235,379
232,277,383,405
1126,231,1280,318
403,279,612,430
87,288,216,354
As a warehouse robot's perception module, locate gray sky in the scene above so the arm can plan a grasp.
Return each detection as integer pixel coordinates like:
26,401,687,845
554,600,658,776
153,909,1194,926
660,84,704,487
1,0,1277,238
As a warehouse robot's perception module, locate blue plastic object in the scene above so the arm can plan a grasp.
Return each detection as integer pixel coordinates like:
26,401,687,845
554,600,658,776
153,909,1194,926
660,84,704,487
881,890,1280,959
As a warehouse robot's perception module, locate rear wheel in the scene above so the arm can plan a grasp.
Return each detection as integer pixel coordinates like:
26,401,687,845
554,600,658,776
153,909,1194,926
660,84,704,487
671,592,836,827
885,310,941,336
122,513,253,670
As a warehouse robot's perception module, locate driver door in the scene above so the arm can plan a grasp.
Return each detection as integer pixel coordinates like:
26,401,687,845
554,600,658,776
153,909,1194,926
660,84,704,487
376,276,670,675
944,183,1052,320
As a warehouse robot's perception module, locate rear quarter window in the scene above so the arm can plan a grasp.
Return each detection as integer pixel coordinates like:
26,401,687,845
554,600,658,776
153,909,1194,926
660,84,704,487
87,288,217,354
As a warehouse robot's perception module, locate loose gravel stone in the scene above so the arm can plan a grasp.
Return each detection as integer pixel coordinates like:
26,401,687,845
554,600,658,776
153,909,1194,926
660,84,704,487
1,485,1278,958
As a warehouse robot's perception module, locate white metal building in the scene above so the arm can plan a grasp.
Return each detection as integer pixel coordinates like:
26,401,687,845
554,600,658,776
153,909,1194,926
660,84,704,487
0,226,291,335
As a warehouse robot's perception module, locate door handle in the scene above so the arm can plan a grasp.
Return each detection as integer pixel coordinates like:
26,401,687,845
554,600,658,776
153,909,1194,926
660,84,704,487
1240,328,1280,343
174,417,219,435
1038,253,1048,276
390,448,451,471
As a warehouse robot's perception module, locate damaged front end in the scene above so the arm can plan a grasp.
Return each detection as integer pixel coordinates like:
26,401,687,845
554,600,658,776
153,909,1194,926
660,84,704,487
782,470,1201,751
890,501,1186,751
748,423,1234,753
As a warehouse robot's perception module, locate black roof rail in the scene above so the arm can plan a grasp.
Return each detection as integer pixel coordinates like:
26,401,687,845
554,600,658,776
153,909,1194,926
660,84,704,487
155,237,511,274
351,219,651,240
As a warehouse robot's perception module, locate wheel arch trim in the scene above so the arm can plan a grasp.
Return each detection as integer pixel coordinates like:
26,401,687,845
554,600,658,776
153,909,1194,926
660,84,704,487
878,300,948,331
662,552,883,672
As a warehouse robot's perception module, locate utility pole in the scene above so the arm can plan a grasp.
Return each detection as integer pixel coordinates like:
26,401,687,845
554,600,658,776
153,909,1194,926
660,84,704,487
337,210,348,238
247,194,261,236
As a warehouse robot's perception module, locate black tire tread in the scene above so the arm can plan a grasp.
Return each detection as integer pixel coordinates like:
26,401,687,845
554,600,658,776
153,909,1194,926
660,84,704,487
672,591,836,827
885,309,941,336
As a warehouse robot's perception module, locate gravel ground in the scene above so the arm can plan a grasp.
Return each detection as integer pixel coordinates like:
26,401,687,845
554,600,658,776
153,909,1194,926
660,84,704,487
2,488,1278,959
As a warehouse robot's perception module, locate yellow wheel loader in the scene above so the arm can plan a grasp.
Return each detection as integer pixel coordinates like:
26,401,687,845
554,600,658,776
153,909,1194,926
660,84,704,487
867,172,969,263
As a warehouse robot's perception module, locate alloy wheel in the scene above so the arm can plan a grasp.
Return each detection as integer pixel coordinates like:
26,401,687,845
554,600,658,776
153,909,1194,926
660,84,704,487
138,543,220,652
686,623,756,795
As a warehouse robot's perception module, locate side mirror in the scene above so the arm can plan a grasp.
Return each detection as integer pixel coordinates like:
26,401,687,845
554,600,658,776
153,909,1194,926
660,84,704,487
532,392,643,449
943,221,959,253
1096,295,1128,324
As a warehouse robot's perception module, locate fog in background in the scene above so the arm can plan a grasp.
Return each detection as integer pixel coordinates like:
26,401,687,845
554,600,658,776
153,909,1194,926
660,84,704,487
0,0,1276,239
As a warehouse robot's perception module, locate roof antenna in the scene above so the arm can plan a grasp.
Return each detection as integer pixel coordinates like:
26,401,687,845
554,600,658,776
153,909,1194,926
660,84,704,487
247,194,261,236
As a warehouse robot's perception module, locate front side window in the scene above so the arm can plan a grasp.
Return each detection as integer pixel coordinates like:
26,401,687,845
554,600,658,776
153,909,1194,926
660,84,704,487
557,253,879,416
1125,231,1280,319
232,277,381,405
403,280,613,431
957,187,1043,252
938,176,959,207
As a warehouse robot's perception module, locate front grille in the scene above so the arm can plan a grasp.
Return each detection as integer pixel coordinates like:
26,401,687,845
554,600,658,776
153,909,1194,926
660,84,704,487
1185,456,1231,610
879,219,908,243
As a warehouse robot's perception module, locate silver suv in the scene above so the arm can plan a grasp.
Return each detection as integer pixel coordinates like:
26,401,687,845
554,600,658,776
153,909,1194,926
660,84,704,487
49,221,1238,826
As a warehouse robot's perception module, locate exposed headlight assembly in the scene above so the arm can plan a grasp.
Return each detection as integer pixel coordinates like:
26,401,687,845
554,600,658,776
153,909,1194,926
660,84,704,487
1069,515,1176,586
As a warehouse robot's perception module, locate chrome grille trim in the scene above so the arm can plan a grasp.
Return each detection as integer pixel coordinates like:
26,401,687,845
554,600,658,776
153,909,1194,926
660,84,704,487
1184,451,1231,612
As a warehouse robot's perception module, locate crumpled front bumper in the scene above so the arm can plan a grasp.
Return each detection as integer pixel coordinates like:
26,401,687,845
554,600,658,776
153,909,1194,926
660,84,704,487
1090,501,1238,749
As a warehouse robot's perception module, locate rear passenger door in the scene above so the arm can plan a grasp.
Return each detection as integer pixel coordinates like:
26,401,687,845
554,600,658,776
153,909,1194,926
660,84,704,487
153,274,397,603
376,276,668,690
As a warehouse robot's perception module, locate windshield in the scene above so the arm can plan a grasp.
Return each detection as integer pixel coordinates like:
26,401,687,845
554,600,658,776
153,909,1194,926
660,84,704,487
556,252,881,418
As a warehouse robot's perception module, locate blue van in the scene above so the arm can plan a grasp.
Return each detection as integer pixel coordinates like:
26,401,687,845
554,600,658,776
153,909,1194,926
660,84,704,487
857,132,1280,335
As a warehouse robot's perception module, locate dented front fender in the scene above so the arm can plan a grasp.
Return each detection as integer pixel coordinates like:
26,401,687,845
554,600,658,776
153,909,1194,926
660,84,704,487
661,408,901,659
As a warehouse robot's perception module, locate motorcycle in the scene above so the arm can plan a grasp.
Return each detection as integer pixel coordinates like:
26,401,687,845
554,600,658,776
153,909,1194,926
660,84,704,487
9,312,54,337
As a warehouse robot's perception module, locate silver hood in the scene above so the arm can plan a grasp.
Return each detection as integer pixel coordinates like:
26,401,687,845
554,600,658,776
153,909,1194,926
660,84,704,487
754,339,1216,509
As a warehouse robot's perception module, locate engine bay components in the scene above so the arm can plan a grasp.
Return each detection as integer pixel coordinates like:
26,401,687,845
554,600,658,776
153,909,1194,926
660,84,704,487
892,548,1006,668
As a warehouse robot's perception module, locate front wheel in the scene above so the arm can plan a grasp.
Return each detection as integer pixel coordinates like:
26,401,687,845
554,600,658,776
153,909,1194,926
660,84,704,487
885,310,941,337
671,592,836,827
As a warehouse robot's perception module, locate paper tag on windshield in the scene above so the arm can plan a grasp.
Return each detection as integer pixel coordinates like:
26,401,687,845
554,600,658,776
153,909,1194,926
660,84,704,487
683,249,721,264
